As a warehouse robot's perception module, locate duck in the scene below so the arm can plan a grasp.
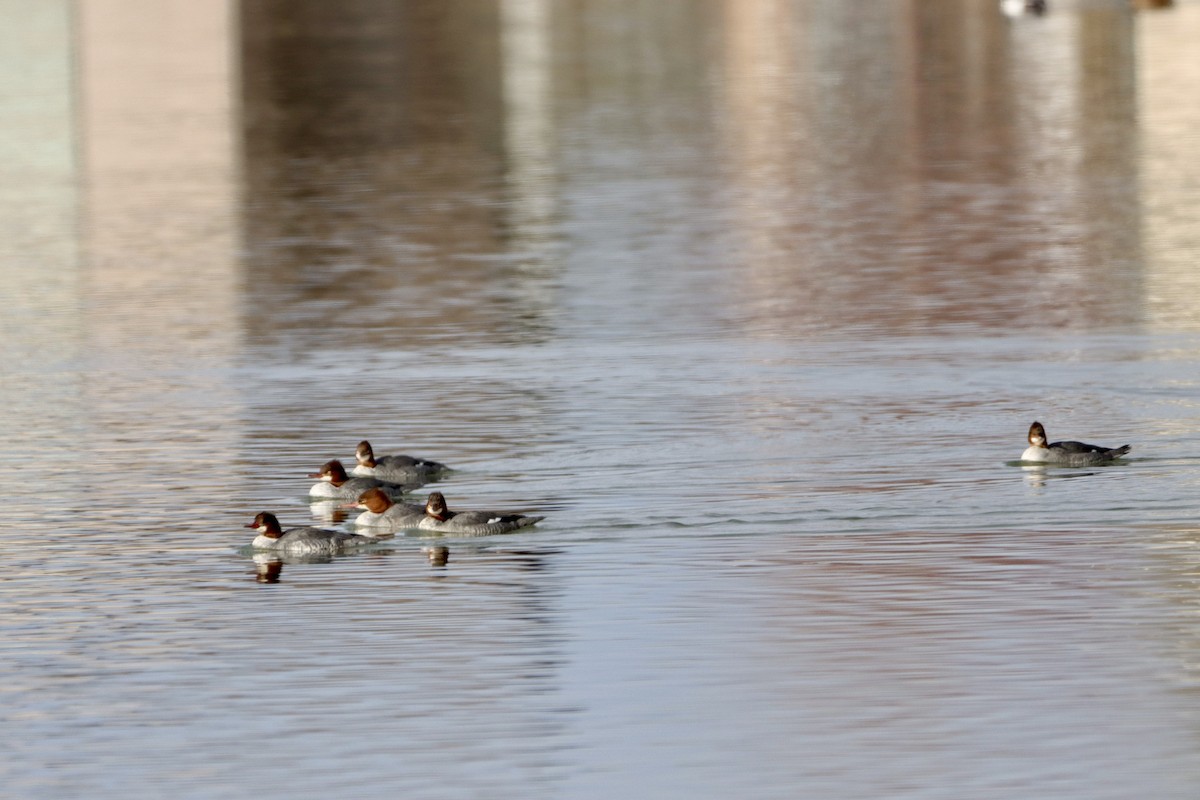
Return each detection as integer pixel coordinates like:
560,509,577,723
244,512,392,554
417,491,544,536
1020,421,1131,466
1000,0,1047,16
350,440,449,482
308,459,412,500
349,487,426,531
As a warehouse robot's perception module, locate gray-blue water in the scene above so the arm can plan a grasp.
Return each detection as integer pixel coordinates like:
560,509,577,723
4,1,1200,797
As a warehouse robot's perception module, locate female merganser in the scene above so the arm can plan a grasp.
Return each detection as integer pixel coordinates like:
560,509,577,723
417,491,544,536
308,459,411,500
349,487,426,531
245,512,392,553
351,440,448,481
1000,0,1046,16
1020,421,1131,466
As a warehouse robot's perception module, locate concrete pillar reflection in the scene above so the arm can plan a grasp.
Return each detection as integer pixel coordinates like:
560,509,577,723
500,0,557,259
0,0,80,466
77,0,240,479
1137,4,1200,330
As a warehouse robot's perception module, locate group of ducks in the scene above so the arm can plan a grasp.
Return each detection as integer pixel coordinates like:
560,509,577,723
243,422,1128,556
245,440,545,554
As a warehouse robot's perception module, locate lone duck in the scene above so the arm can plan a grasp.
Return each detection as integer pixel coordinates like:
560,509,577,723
1020,421,1131,466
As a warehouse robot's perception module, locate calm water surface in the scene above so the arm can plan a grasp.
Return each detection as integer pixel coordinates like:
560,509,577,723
4,1,1200,798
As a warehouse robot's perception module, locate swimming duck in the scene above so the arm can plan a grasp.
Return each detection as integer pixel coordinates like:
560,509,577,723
349,487,426,531
417,491,544,536
1020,421,1131,466
308,459,412,500
245,512,392,554
351,440,449,482
1000,0,1047,16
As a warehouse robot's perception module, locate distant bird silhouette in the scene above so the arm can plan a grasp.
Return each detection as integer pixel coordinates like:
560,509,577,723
1000,0,1047,16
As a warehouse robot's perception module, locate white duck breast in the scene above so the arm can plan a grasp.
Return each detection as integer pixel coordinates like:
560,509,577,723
1020,421,1132,466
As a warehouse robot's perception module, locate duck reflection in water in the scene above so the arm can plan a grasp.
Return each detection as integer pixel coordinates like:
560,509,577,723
248,545,401,584
424,545,450,568
310,499,349,525
253,553,285,583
